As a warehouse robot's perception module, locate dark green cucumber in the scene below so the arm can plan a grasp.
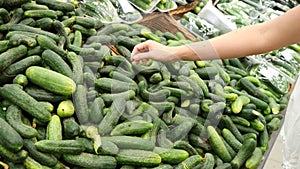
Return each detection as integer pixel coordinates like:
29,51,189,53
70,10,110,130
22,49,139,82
88,97,104,124
98,98,126,135
37,34,67,59
72,24,96,36
73,84,89,124
111,120,153,136
35,17,53,31
231,138,257,169
0,44,27,71
25,86,68,102
95,77,138,93
116,149,161,167
224,86,269,110
166,121,194,142
22,2,49,10
67,52,84,85
6,105,38,139
35,0,74,12
102,136,155,151
4,55,41,76
0,8,10,23
239,78,270,103
35,140,85,154
0,143,27,163
63,152,116,169
225,65,248,76
42,49,72,78
0,24,60,42
9,34,37,47
267,117,281,132
101,90,136,105
23,139,58,167
97,140,119,156
26,66,76,96
221,128,242,152
0,84,51,122
63,117,81,139
220,115,244,143
0,117,23,152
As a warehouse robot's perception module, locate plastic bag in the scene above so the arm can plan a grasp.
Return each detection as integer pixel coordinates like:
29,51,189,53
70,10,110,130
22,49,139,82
283,75,300,169
79,0,120,23
110,0,143,24
198,0,237,33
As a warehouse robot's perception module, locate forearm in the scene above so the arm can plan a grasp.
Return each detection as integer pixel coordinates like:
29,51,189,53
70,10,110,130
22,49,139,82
174,5,300,61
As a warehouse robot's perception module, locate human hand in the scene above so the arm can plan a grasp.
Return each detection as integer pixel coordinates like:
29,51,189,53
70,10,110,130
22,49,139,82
131,40,180,64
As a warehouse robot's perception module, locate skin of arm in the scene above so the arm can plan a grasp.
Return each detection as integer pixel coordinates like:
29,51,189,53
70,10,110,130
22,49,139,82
131,5,300,62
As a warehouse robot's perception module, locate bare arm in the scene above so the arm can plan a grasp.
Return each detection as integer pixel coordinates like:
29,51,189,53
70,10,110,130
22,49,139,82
131,5,300,62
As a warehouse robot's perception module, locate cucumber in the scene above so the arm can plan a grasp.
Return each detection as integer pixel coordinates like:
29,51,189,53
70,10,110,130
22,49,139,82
35,140,85,154
0,117,23,152
25,86,68,102
225,65,248,76
231,95,249,114
174,140,199,156
221,128,242,152
42,49,73,78
153,147,189,164
35,17,53,31
195,67,219,79
111,120,153,136
250,119,265,132
72,24,96,36
231,138,257,169
9,34,37,47
37,34,67,59
73,84,89,124
230,115,250,127
75,16,102,29
101,90,136,105
0,24,60,42
0,84,51,122
239,78,270,103
102,136,155,151
25,66,76,96
97,140,119,156
62,152,116,169
35,0,74,12
207,126,232,162
175,155,204,169
116,149,161,167
0,8,10,23
224,86,269,110
0,143,27,163
22,3,49,10
46,115,62,140
98,98,126,135
23,139,58,167
63,117,81,139
0,44,27,71
24,9,58,19
267,117,281,132
245,147,264,169
202,153,215,169
67,52,84,85
220,115,244,143
95,77,138,93
6,105,38,139
13,74,28,87
4,55,42,76
167,119,194,142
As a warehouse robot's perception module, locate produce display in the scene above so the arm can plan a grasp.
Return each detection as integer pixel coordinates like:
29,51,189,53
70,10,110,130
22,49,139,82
0,0,298,169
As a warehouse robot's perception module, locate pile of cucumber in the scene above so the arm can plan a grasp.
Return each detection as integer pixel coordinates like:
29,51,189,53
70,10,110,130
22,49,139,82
0,0,293,169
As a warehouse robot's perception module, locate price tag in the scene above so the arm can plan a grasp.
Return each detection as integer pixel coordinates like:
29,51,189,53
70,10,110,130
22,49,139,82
281,48,296,61
118,0,136,13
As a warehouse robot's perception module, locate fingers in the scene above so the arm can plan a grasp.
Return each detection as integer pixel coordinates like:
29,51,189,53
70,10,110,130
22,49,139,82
131,40,153,58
